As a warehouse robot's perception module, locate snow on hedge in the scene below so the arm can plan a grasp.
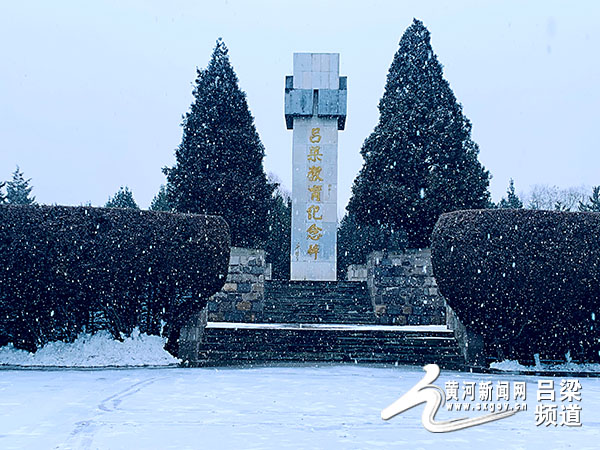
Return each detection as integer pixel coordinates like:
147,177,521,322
491,359,600,373
0,329,180,367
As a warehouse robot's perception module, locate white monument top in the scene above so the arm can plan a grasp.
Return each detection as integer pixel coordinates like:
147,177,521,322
292,53,340,90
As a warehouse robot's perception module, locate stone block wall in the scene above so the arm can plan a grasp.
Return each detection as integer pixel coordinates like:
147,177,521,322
446,305,485,366
178,308,208,366
366,249,446,325
206,247,267,323
207,247,445,326
346,264,368,281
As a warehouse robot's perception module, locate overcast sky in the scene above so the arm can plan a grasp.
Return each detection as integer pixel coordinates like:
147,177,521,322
1,1,598,216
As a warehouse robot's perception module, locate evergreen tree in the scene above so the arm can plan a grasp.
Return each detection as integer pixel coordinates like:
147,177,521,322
578,186,600,212
149,185,172,212
164,39,273,248
105,186,139,209
498,178,523,209
337,213,407,278
264,184,291,280
346,19,490,248
6,166,36,205
0,181,6,204
554,201,569,211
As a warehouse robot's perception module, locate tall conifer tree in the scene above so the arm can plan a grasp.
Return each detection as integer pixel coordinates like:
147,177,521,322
164,39,273,248
498,179,523,209
6,166,36,205
264,186,291,280
579,186,600,212
105,186,139,209
346,19,490,248
149,185,172,212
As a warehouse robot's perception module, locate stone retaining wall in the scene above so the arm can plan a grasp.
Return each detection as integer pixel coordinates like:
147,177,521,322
346,264,368,282
366,249,446,325
206,247,267,323
206,247,446,327
446,305,485,366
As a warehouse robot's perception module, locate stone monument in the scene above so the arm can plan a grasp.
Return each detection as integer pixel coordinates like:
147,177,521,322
285,53,347,281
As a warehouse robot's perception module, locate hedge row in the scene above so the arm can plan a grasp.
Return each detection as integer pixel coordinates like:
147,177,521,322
0,205,230,353
431,209,600,363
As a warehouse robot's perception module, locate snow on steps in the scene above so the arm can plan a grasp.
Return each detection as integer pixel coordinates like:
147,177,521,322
194,322,464,369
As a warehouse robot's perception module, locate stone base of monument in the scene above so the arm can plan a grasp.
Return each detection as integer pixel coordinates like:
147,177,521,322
190,322,463,369
262,280,377,324
179,247,466,368
181,278,464,368
183,294,464,368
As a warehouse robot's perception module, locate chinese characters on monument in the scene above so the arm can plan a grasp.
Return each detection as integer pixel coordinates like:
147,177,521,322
285,53,347,280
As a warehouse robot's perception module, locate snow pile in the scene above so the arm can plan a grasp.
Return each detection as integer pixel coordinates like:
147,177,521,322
0,329,180,367
491,359,600,373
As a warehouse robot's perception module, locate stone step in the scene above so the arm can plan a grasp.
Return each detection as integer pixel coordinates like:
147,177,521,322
262,309,377,324
265,284,369,296
263,280,376,324
265,287,369,295
203,332,457,349
197,351,463,367
195,323,464,369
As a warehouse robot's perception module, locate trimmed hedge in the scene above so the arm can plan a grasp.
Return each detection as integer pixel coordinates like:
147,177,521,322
431,209,600,363
0,205,230,353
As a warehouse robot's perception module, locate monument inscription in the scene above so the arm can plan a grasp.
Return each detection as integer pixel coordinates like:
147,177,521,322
285,53,347,281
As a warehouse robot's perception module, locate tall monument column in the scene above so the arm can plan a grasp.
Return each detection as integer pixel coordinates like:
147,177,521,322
285,53,347,281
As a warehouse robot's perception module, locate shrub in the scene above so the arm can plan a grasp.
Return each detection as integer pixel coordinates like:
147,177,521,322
431,209,600,363
0,205,230,353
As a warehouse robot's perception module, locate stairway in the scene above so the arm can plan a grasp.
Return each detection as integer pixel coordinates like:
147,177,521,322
195,322,464,369
263,280,377,324
192,280,465,369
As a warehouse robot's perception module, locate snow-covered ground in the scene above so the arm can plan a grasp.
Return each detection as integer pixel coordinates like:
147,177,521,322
0,330,179,367
0,364,598,449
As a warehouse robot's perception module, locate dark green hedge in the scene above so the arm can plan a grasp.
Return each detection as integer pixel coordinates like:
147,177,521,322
0,205,230,353
431,209,600,363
